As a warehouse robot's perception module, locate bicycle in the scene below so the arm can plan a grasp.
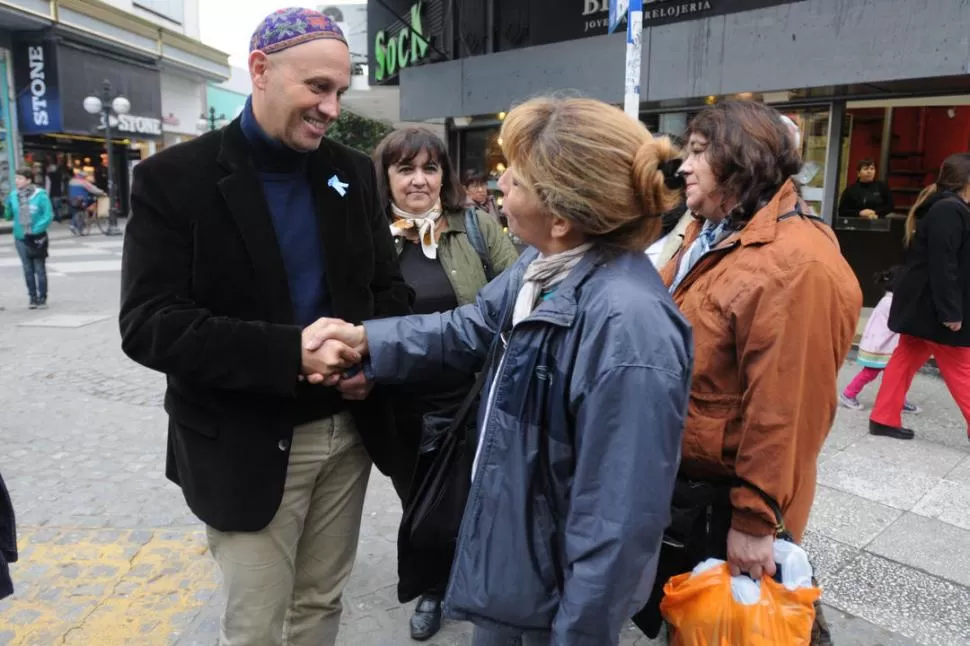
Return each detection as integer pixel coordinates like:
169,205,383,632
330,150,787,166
69,197,110,236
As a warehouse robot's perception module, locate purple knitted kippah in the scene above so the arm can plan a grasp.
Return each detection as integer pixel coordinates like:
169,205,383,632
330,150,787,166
249,7,346,55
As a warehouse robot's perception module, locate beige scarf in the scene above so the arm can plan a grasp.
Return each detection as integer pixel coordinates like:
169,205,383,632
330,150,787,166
512,243,593,326
390,200,443,259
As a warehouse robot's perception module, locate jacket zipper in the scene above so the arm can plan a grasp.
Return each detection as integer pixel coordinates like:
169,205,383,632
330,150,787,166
471,330,511,480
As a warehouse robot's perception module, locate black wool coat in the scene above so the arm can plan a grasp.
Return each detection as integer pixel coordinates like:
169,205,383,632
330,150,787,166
890,190,970,347
119,120,414,532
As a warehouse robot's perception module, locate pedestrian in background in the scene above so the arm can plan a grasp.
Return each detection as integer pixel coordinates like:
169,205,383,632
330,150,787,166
118,8,412,646
4,166,54,309
639,100,862,641
305,95,693,646
67,168,105,235
869,153,970,441
840,266,920,413
372,127,518,641
462,169,504,227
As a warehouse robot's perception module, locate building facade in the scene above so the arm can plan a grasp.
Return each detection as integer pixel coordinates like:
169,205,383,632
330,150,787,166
0,0,228,211
369,0,970,305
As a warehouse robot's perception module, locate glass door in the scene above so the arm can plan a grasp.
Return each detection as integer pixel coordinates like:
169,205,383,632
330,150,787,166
779,107,830,216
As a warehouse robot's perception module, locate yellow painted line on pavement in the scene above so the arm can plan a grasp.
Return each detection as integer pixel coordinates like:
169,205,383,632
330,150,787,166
0,528,219,645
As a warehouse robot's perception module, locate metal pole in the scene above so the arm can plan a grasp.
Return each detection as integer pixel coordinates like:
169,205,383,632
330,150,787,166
623,0,643,120
821,100,846,225
103,81,121,236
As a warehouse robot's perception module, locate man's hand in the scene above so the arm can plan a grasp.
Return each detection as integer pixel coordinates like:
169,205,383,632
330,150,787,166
944,321,963,332
304,320,368,356
300,339,360,385
727,528,776,580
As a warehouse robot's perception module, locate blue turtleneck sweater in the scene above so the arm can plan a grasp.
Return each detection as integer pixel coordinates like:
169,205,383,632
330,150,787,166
240,98,331,326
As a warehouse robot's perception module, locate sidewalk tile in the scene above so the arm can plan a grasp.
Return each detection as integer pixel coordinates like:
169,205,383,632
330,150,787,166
944,455,970,484
807,486,903,548
868,513,970,587
848,435,964,479
824,551,970,646
818,451,940,510
801,529,861,586
912,480,970,531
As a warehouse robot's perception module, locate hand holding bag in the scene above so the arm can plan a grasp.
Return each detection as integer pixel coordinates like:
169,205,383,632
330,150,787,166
22,232,49,260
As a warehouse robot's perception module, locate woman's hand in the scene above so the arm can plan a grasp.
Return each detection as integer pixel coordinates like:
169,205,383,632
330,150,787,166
726,528,776,580
944,321,963,332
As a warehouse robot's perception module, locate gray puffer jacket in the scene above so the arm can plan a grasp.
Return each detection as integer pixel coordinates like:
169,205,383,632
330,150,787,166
363,246,692,645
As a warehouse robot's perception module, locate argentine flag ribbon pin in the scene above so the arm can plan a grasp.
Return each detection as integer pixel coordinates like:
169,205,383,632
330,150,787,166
328,175,349,197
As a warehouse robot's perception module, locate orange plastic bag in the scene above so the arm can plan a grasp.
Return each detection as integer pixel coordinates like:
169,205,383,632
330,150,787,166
660,562,821,646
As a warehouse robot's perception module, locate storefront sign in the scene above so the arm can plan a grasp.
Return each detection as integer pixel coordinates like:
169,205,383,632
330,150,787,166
103,113,164,136
14,38,63,134
532,0,805,44
56,41,163,139
373,0,430,82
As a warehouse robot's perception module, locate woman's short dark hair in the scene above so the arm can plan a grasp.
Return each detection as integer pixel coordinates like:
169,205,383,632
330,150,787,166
461,169,488,186
686,101,802,220
15,166,33,183
372,128,465,214
857,158,875,171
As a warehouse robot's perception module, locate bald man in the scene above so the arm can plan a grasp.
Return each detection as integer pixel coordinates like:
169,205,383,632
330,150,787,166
119,8,412,645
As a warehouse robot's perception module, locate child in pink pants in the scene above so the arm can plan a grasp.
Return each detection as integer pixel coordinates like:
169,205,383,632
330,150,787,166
841,268,920,412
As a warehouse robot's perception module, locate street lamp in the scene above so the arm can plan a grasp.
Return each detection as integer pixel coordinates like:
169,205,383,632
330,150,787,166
83,80,129,236
198,106,227,132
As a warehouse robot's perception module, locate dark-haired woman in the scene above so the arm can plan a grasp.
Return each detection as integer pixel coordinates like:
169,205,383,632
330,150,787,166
639,100,862,639
869,153,970,441
372,127,518,641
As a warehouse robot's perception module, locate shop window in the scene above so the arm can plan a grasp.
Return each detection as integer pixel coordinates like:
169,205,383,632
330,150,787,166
460,126,505,186
780,107,830,216
134,0,184,24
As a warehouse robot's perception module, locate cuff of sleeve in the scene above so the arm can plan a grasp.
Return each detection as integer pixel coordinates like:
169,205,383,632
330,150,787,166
730,506,777,537
362,318,399,380
362,359,376,382
267,324,303,398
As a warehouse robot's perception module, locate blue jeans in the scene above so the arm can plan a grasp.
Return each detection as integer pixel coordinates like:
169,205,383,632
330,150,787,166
15,238,47,303
471,627,550,646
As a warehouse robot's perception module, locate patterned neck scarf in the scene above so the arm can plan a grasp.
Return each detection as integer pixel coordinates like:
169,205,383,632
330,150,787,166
17,186,35,234
390,200,443,259
513,243,593,326
669,217,733,294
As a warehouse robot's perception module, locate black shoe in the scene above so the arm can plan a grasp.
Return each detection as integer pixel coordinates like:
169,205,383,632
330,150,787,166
36,299,48,310
869,420,915,440
409,594,442,641
28,300,37,310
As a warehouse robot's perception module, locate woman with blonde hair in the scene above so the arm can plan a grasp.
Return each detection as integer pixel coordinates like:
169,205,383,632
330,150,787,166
869,152,970,440
304,96,693,645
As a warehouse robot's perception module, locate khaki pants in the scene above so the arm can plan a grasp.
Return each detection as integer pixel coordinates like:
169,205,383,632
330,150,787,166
206,412,372,646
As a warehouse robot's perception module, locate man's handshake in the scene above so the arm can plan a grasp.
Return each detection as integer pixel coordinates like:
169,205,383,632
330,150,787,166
299,318,372,400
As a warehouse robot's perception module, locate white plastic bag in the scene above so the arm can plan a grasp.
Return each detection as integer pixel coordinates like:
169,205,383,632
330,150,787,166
687,540,814,605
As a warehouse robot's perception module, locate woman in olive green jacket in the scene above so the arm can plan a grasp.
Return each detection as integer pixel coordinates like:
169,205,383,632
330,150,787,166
373,127,518,642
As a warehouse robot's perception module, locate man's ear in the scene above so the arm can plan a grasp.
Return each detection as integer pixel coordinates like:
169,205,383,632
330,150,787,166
249,50,271,91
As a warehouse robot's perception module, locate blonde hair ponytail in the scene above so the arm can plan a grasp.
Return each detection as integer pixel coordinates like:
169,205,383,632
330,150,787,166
499,96,682,252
